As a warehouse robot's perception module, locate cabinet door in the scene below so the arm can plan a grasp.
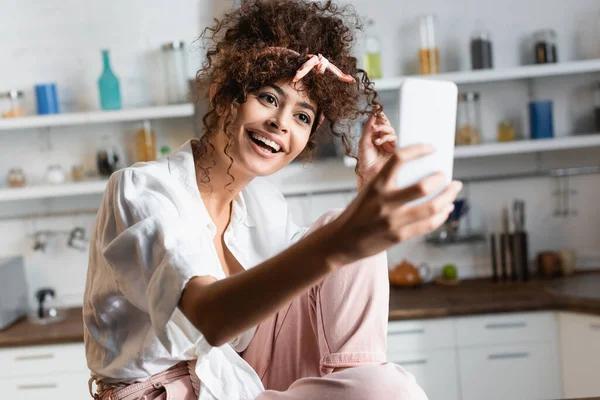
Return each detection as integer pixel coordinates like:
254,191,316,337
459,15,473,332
558,312,600,398
0,343,86,378
458,342,562,400
2,373,91,400
388,349,459,400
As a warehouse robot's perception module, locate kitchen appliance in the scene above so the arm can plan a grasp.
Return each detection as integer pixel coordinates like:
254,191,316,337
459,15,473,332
27,287,66,325
0,257,28,330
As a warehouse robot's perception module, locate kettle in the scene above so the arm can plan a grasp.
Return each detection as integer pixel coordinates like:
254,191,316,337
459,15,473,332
389,259,433,287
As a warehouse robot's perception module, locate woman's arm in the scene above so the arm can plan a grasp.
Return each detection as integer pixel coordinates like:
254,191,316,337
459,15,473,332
179,145,463,347
179,217,340,347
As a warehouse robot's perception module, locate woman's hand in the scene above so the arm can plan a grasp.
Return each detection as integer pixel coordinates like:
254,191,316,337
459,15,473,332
356,107,397,191
326,144,463,269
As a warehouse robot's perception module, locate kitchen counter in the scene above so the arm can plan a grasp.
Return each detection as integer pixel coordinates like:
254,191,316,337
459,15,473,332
389,270,600,321
2,271,600,348
0,307,83,348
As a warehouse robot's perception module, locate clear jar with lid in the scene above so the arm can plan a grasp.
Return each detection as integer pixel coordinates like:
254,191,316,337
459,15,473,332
1,90,25,118
456,92,482,146
161,41,189,104
533,29,558,64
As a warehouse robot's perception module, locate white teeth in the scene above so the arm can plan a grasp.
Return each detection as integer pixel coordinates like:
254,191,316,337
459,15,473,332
250,131,281,152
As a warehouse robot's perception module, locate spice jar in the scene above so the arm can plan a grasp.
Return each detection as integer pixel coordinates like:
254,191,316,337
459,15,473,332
71,164,85,181
418,14,440,75
497,120,516,142
47,165,66,184
7,168,26,188
533,29,558,64
1,90,25,118
161,41,189,104
456,92,482,146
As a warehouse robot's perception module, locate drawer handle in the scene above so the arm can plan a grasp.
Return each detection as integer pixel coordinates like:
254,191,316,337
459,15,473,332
484,322,527,329
14,353,55,361
17,383,58,390
388,328,425,335
488,352,530,360
394,359,428,366
590,324,600,331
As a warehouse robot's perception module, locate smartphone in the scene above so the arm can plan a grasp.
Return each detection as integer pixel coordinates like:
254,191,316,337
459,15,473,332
394,78,458,205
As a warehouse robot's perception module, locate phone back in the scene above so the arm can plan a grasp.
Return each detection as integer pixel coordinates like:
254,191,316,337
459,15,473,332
395,78,458,204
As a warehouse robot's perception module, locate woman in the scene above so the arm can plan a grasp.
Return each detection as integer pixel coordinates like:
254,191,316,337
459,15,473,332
84,1,462,399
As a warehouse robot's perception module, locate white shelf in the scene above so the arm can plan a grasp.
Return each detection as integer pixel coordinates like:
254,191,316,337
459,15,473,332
0,104,194,131
0,180,108,202
2,134,598,203
454,133,600,158
373,59,600,90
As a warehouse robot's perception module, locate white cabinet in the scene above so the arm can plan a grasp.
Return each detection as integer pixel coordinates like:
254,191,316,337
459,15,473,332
0,343,89,400
388,349,459,400
387,319,459,400
558,312,600,399
388,312,562,400
457,342,562,400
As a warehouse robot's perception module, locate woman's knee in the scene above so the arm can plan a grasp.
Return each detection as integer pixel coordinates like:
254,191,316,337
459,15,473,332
336,363,429,400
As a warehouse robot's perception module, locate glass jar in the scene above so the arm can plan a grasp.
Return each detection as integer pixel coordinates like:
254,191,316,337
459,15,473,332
533,29,558,64
1,90,25,118
161,41,189,104
7,168,26,188
418,14,440,75
470,29,493,70
456,92,482,146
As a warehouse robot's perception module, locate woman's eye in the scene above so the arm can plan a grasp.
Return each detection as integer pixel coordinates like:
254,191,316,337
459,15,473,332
297,113,311,125
259,93,277,106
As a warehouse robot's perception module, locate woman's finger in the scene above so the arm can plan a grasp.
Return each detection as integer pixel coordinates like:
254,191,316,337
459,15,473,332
389,180,463,223
374,144,437,189
392,208,453,242
384,172,448,204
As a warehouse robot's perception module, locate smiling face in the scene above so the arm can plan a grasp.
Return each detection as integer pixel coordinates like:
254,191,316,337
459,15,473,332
220,79,319,178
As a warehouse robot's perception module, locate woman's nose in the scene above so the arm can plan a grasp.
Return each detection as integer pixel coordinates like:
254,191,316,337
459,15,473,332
266,116,289,133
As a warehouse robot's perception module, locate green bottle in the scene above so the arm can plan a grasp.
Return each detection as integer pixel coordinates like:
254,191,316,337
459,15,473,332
98,50,122,110
363,19,382,79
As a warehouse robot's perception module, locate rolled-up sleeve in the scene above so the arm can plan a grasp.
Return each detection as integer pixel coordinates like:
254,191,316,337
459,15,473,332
100,169,215,352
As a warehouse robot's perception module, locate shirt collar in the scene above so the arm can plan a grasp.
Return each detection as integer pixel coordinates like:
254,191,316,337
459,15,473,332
168,139,256,228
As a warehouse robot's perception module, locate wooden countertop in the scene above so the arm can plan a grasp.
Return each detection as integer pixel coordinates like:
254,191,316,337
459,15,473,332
389,271,600,321
2,271,600,348
0,308,83,348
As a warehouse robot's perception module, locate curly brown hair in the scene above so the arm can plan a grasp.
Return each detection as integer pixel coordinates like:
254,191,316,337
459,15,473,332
193,0,381,187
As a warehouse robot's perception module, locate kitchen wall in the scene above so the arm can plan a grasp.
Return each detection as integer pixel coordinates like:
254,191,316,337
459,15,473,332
1,0,599,308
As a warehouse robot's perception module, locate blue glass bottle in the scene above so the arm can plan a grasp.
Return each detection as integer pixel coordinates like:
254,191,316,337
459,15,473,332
98,50,122,110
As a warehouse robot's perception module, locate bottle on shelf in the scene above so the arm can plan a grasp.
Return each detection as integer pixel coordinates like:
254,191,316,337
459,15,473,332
418,14,440,75
470,24,493,70
456,92,482,145
136,120,157,162
363,19,382,79
98,49,122,110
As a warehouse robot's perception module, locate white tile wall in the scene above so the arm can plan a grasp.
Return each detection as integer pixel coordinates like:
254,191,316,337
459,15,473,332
1,0,599,308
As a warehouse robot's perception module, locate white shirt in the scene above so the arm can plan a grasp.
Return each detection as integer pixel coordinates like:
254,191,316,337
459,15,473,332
83,139,309,399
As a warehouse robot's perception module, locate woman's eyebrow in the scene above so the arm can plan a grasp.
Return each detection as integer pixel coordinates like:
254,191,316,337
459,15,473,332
267,83,316,115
